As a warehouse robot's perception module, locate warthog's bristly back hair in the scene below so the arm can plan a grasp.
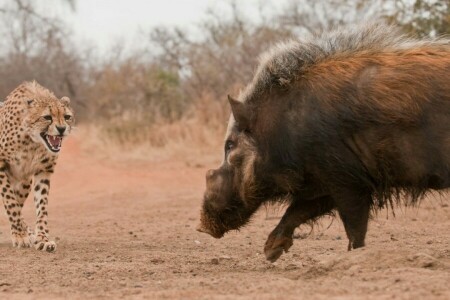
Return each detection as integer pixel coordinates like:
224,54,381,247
234,22,450,209
240,22,449,101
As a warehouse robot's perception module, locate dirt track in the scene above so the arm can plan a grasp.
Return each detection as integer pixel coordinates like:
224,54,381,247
0,136,449,299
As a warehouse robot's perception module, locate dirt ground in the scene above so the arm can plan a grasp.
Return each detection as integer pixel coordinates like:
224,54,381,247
0,135,449,300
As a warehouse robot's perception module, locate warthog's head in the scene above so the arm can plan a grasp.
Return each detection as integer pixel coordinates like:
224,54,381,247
197,96,284,238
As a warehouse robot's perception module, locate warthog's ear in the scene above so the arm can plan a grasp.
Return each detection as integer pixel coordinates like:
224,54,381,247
228,95,250,131
60,96,70,105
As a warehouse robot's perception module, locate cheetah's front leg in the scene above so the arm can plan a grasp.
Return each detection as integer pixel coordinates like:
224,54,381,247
32,172,56,252
0,169,32,248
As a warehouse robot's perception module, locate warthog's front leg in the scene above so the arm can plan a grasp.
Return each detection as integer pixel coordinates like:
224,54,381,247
264,195,335,262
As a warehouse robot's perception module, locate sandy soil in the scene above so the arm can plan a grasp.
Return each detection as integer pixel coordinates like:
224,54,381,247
0,136,449,300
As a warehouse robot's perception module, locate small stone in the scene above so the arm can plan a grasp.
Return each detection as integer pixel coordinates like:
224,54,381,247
408,253,437,268
421,261,434,268
348,264,361,274
426,240,433,244
293,233,309,239
211,258,219,265
150,258,164,264
194,240,201,245
285,264,298,270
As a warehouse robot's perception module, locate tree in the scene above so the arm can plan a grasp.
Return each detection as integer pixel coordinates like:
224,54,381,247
386,0,450,36
0,0,85,115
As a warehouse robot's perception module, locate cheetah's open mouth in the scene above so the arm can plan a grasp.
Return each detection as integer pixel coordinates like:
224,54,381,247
40,133,63,153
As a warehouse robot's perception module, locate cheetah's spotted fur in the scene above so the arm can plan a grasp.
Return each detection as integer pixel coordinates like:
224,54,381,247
0,81,74,252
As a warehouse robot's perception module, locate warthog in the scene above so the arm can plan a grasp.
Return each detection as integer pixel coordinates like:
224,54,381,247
197,23,450,262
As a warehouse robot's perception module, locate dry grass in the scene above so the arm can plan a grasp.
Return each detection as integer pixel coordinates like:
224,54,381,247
77,94,228,167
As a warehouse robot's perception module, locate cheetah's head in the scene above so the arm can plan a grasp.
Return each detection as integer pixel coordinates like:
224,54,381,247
23,86,74,154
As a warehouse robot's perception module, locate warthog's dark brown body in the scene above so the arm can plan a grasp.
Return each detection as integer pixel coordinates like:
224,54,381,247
197,24,450,262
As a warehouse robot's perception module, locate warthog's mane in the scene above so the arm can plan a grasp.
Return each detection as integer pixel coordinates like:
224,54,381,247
240,22,449,101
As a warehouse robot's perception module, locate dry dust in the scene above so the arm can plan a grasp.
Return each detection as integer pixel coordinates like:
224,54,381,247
0,135,449,299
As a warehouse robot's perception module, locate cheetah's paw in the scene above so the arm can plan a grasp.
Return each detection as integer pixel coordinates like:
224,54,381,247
11,231,32,248
34,240,56,252
33,235,56,252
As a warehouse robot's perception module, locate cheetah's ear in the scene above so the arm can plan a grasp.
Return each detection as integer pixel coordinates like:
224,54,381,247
60,96,70,105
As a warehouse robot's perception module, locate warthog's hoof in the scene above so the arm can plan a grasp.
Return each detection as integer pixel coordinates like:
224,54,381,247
264,235,293,262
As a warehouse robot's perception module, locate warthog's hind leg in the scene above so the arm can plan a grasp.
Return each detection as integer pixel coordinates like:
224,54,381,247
333,189,371,251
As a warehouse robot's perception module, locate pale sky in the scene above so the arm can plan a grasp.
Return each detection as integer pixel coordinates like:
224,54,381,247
59,0,288,54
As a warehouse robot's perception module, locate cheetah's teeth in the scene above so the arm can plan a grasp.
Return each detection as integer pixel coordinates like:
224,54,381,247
42,134,63,152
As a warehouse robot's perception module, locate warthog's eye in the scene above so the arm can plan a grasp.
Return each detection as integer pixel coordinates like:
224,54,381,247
42,115,52,121
225,140,234,154
64,114,72,121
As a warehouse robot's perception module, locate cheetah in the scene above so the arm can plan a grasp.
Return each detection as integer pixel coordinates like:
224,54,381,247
0,81,74,252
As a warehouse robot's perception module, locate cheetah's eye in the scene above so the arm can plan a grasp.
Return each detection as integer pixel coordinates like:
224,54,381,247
64,115,72,121
43,115,52,121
